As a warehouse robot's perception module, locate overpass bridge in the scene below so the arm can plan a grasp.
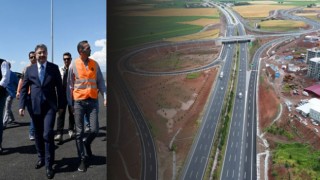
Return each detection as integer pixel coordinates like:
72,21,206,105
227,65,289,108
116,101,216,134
215,35,255,45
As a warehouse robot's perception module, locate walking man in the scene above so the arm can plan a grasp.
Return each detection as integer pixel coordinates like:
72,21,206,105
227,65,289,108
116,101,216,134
19,44,64,179
3,62,19,128
16,51,37,140
0,59,10,153
67,40,106,172
54,52,75,144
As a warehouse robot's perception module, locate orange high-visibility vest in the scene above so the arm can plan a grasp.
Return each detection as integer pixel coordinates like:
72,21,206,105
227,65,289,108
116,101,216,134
72,58,98,100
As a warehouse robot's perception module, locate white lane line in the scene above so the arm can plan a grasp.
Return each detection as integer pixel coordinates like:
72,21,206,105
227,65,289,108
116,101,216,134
189,171,193,178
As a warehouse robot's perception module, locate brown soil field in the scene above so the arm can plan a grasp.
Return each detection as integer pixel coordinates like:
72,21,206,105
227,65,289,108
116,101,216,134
123,43,220,179
258,75,280,131
130,42,219,72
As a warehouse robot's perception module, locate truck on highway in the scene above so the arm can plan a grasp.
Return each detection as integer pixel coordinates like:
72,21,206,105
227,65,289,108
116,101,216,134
220,72,224,78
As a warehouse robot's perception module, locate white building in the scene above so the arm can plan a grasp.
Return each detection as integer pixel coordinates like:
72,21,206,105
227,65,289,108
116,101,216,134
307,57,320,80
306,48,320,64
296,98,320,122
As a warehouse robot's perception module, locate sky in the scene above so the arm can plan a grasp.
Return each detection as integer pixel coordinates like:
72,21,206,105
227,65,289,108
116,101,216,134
0,0,106,73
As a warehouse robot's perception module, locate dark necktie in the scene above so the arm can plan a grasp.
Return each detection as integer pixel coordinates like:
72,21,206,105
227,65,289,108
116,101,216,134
39,65,45,85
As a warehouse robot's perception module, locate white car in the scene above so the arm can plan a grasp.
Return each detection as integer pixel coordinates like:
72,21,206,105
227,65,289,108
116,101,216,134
238,92,243,98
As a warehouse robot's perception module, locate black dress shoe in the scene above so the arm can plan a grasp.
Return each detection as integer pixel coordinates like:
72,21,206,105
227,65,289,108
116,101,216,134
35,160,45,169
46,168,54,179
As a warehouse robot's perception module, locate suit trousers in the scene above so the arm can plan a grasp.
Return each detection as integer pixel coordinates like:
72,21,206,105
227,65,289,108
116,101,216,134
55,105,75,135
25,96,35,136
3,95,15,125
31,101,56,168
74,98,99,160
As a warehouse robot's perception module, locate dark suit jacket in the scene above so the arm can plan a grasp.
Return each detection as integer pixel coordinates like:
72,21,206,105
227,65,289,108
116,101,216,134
19,61,64,115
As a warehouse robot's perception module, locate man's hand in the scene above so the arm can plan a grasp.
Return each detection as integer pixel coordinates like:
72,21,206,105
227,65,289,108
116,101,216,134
104,99,107,107
19,109,25,116
16,92,20,100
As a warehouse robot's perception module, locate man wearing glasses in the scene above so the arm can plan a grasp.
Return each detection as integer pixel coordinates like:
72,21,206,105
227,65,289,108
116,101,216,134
54,52,75,144
16,51,36,141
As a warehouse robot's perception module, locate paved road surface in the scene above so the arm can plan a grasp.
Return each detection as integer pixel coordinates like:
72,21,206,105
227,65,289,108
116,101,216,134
0,95,106,180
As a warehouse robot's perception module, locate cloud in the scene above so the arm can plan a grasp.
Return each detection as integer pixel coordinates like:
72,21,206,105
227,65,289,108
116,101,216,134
19,61,28,65
90,38,106,72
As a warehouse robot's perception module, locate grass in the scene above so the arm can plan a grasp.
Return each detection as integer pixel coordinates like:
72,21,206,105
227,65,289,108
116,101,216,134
265,124,294,140
284,1,319,6
154,1,203,8
273,143,320,179
282,83,292,93
186,72,201,79
109,16,218,50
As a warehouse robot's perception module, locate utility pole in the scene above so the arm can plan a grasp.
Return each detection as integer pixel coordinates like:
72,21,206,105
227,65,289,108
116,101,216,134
51,0,54,63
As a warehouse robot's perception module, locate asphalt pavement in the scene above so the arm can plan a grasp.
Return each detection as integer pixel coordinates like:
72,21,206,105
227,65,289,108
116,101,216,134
0,95,106,180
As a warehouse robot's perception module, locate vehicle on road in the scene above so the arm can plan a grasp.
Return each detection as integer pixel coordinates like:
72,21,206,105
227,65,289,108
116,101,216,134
238,92,243,98
220,71,224,78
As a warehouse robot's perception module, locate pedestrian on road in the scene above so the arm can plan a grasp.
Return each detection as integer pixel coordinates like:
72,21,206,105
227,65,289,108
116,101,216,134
67,40,106,172
0,58,10,153
19,44,64,179
3,62,19,128
16,51,37,140
54,52,75,144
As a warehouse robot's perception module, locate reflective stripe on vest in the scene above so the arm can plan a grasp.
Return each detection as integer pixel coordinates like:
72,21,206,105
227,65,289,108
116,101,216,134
72,58,98,100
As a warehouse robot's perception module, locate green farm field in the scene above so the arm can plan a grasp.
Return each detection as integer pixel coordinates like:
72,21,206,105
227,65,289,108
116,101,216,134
272,143,320,179
110,5,220,50
110,16,218,49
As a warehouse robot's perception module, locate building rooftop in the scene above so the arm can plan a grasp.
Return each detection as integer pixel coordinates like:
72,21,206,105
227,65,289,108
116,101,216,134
310,57,320,63
296,98,320,114
304,84,320,97
308,47,320,52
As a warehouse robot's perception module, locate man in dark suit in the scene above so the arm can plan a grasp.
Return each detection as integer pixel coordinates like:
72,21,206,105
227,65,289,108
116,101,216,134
19,44,64,179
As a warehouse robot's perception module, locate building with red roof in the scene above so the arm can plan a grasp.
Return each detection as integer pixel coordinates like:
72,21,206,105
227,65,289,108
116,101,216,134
304,84,320,97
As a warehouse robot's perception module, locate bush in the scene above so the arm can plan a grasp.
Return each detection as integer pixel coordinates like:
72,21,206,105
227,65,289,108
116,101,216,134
272,170,278,177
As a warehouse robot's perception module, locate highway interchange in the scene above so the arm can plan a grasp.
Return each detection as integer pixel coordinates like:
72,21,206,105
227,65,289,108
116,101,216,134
114,3,320,180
